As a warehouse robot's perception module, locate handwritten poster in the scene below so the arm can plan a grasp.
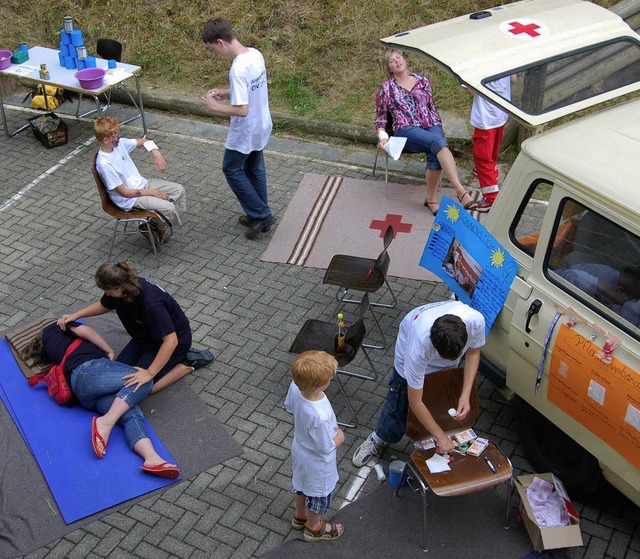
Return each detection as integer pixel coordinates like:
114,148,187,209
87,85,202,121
548,325,640,469
420,197,519,332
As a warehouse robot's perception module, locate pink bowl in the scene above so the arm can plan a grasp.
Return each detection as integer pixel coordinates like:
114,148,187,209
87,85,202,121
75,67,106,89
0,49,12,70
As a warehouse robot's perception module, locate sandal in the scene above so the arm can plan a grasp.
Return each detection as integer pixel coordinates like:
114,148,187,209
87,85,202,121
292,514,308,530
303,519,344,542
424,199,439,216
457,191,477,211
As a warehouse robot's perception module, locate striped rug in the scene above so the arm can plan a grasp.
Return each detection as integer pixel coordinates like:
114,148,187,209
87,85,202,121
261,173,448,281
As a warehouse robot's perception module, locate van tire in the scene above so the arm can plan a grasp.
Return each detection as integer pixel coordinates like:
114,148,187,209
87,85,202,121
518,400,601,495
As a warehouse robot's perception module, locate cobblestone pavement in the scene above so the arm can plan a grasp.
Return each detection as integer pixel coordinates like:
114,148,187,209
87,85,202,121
1,101,638,559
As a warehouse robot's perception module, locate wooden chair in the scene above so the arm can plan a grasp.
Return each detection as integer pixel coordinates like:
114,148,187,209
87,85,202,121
91,151,170,265
397,367,514,552
288,294,377,428
322,224,397,350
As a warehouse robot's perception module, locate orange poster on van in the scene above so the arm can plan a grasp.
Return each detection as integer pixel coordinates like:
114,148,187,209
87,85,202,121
548,324,640,470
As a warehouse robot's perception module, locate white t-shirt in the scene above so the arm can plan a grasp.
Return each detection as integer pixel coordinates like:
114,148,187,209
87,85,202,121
96,138,147,210
284,381,339,497
226,48,273,154
394,301,486,390
470,76,511,130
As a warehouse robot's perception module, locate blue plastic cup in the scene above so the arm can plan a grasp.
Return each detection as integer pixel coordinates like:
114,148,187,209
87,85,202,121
107,59,117,69
388,460,407,487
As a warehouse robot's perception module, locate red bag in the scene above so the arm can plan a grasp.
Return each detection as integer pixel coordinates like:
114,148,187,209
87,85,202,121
28,338,82,405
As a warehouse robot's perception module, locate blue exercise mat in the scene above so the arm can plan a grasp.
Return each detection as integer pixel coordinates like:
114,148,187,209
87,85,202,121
0,338,179,524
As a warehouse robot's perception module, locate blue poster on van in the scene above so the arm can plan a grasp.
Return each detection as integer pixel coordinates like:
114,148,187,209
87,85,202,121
420,196,519,332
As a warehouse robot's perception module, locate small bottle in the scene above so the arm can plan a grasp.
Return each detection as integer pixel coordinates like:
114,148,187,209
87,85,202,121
336,312,346,352
39,63,50,80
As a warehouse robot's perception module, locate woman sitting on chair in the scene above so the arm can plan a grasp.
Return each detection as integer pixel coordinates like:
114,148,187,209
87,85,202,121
375,50,478,216
25,320,180,478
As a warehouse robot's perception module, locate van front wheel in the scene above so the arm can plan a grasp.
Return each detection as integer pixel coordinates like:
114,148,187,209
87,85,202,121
518,400,601,495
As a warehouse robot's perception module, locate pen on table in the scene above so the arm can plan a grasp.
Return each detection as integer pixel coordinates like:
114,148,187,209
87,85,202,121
484,456,497,473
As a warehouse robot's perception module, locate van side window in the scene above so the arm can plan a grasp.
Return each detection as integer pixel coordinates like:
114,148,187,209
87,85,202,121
510,179,553,257
546,199,640,334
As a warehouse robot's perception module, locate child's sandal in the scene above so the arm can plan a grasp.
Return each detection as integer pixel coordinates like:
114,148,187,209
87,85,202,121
457,191,477,210
291,514,307,530
303,519,344,541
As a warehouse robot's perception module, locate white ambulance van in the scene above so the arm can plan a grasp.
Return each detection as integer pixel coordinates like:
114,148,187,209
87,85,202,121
382,0,640,505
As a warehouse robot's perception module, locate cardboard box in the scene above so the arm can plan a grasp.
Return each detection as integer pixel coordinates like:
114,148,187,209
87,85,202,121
466,437,489,456
516,473,583,551
453,428,477,444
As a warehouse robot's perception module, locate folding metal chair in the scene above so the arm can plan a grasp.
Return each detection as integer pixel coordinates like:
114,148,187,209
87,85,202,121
288,294,377,428
323,225,397,350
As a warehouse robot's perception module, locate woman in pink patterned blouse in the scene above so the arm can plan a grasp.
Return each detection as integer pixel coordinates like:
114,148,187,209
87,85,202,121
375,51,478,216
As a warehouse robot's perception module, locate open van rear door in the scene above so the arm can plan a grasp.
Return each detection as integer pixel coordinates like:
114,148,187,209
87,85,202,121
380,0,640,127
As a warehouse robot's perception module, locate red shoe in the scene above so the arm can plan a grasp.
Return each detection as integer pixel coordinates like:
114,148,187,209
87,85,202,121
92,417,107,459
140,462,181,479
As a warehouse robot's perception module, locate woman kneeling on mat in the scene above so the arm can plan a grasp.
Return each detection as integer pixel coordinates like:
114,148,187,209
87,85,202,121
57,261,211,395
25,320,180,478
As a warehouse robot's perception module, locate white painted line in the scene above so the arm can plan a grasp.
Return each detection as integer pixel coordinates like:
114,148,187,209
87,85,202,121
339,463,377,509
0,137,94,213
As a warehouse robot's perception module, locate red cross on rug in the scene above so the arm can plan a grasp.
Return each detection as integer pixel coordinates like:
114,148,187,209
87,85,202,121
507,21,541,37
370,214,412,238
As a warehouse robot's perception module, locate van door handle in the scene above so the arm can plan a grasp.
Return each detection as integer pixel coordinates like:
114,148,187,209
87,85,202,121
525,299,543,333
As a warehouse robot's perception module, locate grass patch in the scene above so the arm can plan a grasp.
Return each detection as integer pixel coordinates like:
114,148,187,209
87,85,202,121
0,0,622,130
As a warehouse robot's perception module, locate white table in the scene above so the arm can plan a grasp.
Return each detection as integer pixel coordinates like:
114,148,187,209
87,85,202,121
0,46,147,138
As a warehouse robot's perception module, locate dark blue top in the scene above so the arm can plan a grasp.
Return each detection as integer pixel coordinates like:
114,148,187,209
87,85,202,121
42,322,105,383
100,277,192,353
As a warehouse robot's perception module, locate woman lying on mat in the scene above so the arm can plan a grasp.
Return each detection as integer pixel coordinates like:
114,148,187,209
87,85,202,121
25,320,180,478
375,50,478,216
57,261,212,394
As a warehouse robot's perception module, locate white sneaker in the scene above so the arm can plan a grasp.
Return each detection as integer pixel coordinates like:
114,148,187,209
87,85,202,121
352,434,380,467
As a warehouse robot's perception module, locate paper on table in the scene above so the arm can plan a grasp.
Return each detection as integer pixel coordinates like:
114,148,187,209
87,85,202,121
384,136,407,161
426,453,451,473
104,68,133,85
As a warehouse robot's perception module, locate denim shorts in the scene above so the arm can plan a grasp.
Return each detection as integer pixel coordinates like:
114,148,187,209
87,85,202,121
395,125,448,171
294,490,333,515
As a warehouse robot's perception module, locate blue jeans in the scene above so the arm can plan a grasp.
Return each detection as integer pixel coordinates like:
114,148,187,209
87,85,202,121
117,340,186,380
222,148,271,219
70,358,151,449
374,368,409,444
395,125,448,171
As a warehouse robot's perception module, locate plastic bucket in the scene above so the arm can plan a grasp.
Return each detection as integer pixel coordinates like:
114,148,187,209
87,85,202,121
0,50,12,70
388,460,407,487
75,68,106,89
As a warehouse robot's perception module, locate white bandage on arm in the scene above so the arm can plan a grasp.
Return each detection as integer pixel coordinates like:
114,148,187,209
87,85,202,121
143,140,159,152
377,130,389,141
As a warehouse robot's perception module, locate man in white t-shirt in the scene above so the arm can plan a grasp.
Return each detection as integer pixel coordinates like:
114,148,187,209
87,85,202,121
352,301,485,467
201,18,275,240
93,117,187,245
465,76,515,211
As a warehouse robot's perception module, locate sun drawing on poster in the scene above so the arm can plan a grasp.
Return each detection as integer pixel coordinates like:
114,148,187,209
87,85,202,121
490,247,506,267
444,203,460,222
